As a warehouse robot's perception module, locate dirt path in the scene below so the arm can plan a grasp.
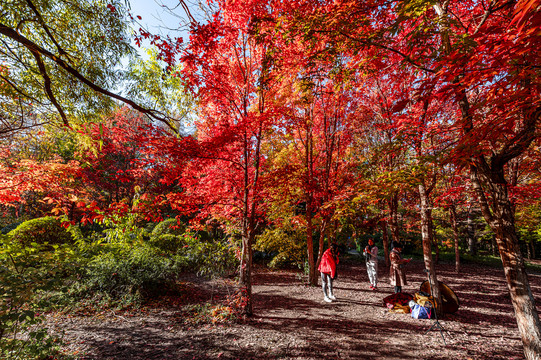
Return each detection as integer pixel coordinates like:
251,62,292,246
48,257,541,359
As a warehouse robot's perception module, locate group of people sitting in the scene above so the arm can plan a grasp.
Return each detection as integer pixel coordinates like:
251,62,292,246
318,239,410,303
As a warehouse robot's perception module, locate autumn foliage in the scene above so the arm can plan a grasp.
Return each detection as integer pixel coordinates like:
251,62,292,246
1,0,541,358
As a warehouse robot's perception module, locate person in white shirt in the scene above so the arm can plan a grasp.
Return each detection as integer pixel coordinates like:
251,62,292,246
363,238,378,290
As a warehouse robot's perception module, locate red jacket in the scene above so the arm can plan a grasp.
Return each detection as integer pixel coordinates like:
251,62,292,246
318,249,339,278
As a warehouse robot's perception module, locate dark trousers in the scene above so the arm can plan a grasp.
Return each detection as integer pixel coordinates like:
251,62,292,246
394,286,402,293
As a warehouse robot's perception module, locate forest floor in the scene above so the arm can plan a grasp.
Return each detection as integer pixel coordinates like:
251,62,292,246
46,255,541,360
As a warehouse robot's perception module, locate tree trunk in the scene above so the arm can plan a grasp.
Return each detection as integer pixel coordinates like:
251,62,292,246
239,222,253,316
434,1,541,354
449,205,461,273
471,164,541,359
434,237,440,265
387,192,400,243
492,234,499,257
380,221,390,268
306,199,317,286
419,182,443,314
315,221,328,272
466,206,477,255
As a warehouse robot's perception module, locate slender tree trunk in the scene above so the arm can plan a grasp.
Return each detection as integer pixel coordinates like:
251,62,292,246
419,182,442,314
449,205,461,273
387,192,400,243
380,221,390,267
303,108,317,285
492,234,499,257
240,147,254,315
239,225,253,316
466,206,477,255
306,200,317,285
315,221,328,271
434,237,440,265
238,111,263,316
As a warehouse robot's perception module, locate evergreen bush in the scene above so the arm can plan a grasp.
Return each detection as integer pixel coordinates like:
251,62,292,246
7,217,73,246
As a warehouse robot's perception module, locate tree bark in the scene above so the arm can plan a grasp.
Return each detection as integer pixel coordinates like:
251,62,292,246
306,199,317,285
419,182,443,314
434,2,541,354
380,221,390,268
239,226,253,316
471,165,541,359
492,234,499,257
466,206,477,255
387,192,400,243
315,221,329,272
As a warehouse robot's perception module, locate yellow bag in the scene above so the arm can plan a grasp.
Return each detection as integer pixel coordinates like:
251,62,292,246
389,303,410,314
414,292,435,308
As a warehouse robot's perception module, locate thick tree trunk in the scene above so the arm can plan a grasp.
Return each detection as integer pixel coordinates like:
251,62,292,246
494,209,541,360
380,221,390,268
471,165,541,359
419,183,443,314
449,205,461,273
434,1,541,354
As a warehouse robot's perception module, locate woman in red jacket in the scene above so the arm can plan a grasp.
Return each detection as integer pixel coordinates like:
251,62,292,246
318,243,339,302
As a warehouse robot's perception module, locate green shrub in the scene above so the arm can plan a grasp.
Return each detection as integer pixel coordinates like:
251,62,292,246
0,233,74,359
72,242,188,304
149,233,186,253
151,218,185,238
8,217,73,246
178,232,239,278
148,219,186,253
255,227,306,269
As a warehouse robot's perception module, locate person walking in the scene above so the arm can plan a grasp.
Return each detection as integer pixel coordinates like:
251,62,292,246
389,242,410,293
318,243,339,302
363,238,378,290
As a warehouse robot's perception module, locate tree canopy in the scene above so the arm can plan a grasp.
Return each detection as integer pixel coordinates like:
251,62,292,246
1,0,541,358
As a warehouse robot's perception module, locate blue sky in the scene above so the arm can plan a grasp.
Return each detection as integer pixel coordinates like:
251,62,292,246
128,0,184,34
127,0,192,59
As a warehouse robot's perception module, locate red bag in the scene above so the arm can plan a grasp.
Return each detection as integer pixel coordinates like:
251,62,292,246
383,292,413,309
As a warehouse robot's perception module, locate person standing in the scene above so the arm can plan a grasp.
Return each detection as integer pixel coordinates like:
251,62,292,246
363,238,379,290
318,243,339,302
389,242,410,293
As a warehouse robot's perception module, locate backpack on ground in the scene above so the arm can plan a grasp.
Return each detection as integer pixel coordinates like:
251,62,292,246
411,303,432,319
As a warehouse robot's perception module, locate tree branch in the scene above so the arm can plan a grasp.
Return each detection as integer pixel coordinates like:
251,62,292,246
24,0,71,61
31,50,69,126
0,22,178,132
337,30,436,74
